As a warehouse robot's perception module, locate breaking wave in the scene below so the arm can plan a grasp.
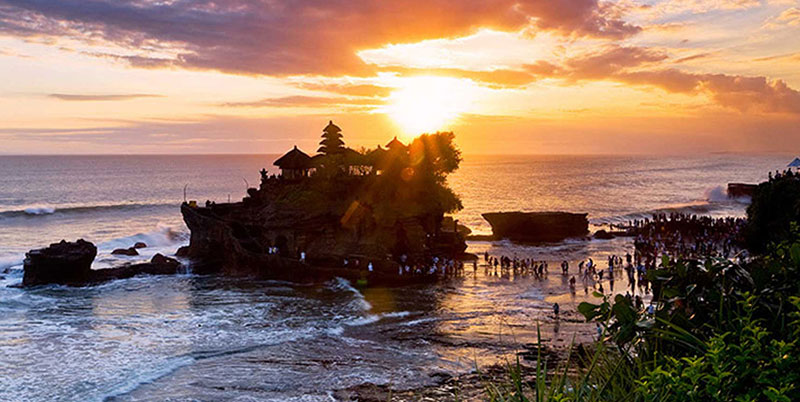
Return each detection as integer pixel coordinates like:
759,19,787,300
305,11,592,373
591,185,749,226
0,202,177,219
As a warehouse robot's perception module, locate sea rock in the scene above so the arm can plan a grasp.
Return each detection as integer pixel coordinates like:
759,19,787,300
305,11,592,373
22,240,182,287
728,183,757,198
133,242,147,249
91,254,181,282
175,246,191,257
482,212,589,243
593,230,615,240
111,247,139,256
23,239,97,287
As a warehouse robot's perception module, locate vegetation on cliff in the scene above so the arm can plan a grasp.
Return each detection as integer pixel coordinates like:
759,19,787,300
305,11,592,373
262,131,463,229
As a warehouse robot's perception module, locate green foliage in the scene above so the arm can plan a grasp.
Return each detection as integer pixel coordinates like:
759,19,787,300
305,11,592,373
269,132,463,226
636,296,800,402
572,227,800,401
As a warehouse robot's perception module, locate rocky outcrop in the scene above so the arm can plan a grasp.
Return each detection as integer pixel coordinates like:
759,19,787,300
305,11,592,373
22,240,182,287
133,242,147,249
91,254,181,283
111,247,139,256
593,230,615,240
482,212,589,243
728,183,756,198
180,199,465,285
23,239,97,287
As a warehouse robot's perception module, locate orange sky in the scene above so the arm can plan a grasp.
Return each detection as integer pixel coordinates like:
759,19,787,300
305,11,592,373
0,0,799,154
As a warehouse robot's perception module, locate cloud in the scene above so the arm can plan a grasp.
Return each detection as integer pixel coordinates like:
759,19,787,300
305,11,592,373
763,7,800,29
219,95,381,108
673,52,713,63
527,45,800,114
294,82,394,98
0,0,640,76
48,93,162,101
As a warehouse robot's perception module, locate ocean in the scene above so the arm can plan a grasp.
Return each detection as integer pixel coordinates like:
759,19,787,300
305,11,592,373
0,154,785,400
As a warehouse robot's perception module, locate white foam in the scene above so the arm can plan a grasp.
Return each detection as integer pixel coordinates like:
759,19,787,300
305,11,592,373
23,206,55,215
329,277,372,311
0,253,24,271
704,185,729,203
97,224,188,253
343,311,412,327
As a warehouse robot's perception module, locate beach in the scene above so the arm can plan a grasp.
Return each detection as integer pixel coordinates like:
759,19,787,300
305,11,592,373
0,154,781,400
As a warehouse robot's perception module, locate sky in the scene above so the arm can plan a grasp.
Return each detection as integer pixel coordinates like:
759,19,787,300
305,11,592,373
0,0,799,155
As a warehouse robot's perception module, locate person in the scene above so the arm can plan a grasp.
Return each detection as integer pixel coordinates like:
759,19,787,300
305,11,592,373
569,276,576,288
553,303,560,316
300,251,306,262
596,323,603,339
367,262,373,272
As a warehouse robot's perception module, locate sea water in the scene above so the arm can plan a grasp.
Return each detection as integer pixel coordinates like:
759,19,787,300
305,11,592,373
0,154,786,400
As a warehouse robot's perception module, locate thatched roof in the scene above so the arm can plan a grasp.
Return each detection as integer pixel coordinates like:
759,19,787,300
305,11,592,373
273,146,312,169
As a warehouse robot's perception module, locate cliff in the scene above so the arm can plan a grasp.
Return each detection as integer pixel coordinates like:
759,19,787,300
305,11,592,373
180,178,466,284
481,211,589,243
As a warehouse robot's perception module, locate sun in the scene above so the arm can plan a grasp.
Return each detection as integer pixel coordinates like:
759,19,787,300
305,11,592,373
384,76,474,137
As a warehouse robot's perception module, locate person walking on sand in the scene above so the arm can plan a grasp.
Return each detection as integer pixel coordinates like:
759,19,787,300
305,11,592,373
553,303,560,317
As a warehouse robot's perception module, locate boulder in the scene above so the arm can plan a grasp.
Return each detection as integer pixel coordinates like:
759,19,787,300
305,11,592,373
482,212,589,243
111,247,139,256
175,246,191,257
593,230,615,240
133,242,147,249
23,239,97,287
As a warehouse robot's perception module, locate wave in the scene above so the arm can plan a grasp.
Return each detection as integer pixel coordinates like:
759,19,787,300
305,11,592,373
0,202,178,219
0,253,24,271
591,185,749,226
328,277,372,311
97,224,188,253
23,206,56,215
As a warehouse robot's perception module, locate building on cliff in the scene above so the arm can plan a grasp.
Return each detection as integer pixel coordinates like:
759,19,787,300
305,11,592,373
181,121,466,283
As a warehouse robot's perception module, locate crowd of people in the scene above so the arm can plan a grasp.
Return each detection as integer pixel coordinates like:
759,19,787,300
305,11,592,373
481,251,651,297
631,213,746,265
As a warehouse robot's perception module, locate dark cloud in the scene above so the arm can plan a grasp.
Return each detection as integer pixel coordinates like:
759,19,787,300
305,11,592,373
526,45,800,115
49,93,162,101
0,0,640,76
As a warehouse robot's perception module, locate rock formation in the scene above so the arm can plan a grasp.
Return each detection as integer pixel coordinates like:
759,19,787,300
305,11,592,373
22,239,182,287
23,239,97,286
180,127,467,285
727,183,757,198
111,247,139,256
482,212,589,243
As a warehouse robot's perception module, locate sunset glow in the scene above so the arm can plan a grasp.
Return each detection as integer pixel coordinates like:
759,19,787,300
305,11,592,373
0,1,798,154
385,77,475,136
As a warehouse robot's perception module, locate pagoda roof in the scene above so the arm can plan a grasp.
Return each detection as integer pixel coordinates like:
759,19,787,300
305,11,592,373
273,146,312,169
385,136,406,149
323,120,341,133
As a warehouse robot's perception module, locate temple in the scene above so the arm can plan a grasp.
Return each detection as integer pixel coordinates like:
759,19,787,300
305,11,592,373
180,120,466,286
270,120,405,181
